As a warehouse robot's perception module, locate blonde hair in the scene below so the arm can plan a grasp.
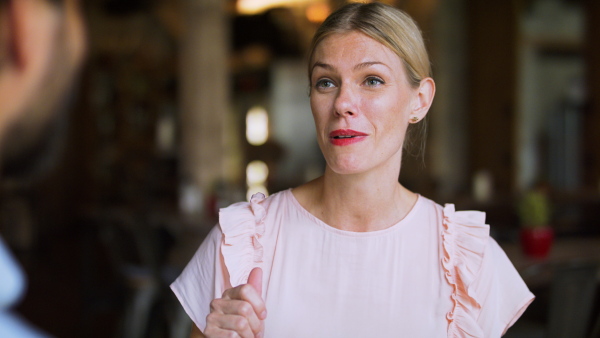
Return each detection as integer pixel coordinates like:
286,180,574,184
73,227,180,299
308,2,431,88
307,2,431,157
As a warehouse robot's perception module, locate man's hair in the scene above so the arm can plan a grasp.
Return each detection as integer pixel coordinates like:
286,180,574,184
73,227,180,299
0,0,7,67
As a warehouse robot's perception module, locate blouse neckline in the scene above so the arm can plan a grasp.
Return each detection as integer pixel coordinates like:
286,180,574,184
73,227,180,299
285,188,423,238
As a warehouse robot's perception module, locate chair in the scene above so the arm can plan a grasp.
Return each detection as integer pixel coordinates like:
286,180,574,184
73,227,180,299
504,260,599,338
97,208,192,338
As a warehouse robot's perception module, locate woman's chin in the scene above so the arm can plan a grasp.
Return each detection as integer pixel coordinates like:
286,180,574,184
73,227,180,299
325,151,377,174
326,161,367,176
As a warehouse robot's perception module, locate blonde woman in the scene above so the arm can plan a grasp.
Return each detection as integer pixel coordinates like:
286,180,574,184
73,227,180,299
172,3,534,337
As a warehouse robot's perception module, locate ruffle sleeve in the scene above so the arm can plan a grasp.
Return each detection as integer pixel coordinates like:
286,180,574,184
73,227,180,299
219,193,266,287
442,204,489,338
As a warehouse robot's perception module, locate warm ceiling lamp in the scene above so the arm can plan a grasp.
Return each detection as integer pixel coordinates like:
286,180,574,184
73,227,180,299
237,0,320,15
246,106,269,146
306,3,330,23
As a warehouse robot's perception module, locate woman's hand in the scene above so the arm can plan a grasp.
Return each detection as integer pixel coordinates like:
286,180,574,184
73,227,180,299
203,267,267,338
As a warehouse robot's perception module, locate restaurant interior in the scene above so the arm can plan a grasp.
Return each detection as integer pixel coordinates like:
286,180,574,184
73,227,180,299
1,0,600,337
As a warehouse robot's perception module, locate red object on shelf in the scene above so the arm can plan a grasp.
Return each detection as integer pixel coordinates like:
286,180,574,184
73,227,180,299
520,227,554,258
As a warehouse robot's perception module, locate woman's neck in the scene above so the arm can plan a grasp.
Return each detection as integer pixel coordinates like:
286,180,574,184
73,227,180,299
293,166,417,232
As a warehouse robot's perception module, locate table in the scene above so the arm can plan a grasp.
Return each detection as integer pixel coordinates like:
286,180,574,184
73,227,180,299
500,236,600,287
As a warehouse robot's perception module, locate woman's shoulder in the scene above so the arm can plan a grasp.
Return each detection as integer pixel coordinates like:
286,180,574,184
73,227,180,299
439,201,490,286
220,189,290,217
428,198,533,337
416,195,489,234
218,189,291,233
218,188,292,241
218,189,292,287
411,195,492,336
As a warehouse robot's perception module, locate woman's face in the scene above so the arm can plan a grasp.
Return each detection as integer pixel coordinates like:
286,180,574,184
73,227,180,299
310,31,425,176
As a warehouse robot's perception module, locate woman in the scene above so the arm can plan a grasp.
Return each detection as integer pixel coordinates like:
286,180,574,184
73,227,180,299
172,3,534,337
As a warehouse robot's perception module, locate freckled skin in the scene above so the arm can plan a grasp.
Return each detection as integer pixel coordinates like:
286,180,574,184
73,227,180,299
309,31,417,176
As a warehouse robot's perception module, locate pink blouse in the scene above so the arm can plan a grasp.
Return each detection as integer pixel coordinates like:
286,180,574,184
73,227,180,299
171,189,534,337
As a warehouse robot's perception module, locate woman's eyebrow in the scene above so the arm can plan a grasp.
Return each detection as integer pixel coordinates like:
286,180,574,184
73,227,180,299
311,62,334,73
354,61,390,71
311,61,390,74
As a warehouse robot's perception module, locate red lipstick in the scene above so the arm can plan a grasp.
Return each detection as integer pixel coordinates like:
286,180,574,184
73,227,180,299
329,129,368,146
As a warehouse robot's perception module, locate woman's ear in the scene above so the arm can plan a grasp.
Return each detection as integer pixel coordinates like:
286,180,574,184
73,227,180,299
409,77,435,123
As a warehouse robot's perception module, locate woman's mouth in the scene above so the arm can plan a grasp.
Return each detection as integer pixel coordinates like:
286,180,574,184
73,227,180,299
329,129,368,146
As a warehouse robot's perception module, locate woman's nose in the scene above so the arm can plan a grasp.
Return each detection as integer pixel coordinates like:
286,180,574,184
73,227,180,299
334,84,357,117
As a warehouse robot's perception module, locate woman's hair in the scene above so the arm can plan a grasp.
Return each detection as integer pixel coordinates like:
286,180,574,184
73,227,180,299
308,2,430,87
307,2,431,157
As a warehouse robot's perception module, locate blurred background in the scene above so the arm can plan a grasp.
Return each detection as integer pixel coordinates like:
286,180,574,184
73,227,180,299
1,0,600,337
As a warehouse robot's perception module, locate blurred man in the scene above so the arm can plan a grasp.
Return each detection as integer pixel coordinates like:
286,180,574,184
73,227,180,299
0,0,86,335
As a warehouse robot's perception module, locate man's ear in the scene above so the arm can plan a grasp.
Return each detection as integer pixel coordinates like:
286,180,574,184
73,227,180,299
410,77,436,121
5,0,32,71
0,0,61,125
8,0,61,73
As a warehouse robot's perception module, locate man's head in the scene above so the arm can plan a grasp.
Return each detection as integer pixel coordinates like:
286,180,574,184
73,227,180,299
0,0,86,182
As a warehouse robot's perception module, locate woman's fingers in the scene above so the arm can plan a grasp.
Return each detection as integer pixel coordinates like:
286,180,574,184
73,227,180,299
210,298,263,335
205,312,255,338
204,268,267,337
222,283,267,320
247,267,262,295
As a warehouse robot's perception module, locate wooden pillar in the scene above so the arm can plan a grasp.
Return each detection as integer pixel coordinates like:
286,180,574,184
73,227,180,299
180,0,230,194
466,0,518,196
429,0,468,199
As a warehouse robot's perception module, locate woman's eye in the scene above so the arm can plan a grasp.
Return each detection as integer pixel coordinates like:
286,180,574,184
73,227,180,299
365,77,384,86
315,79,334,89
